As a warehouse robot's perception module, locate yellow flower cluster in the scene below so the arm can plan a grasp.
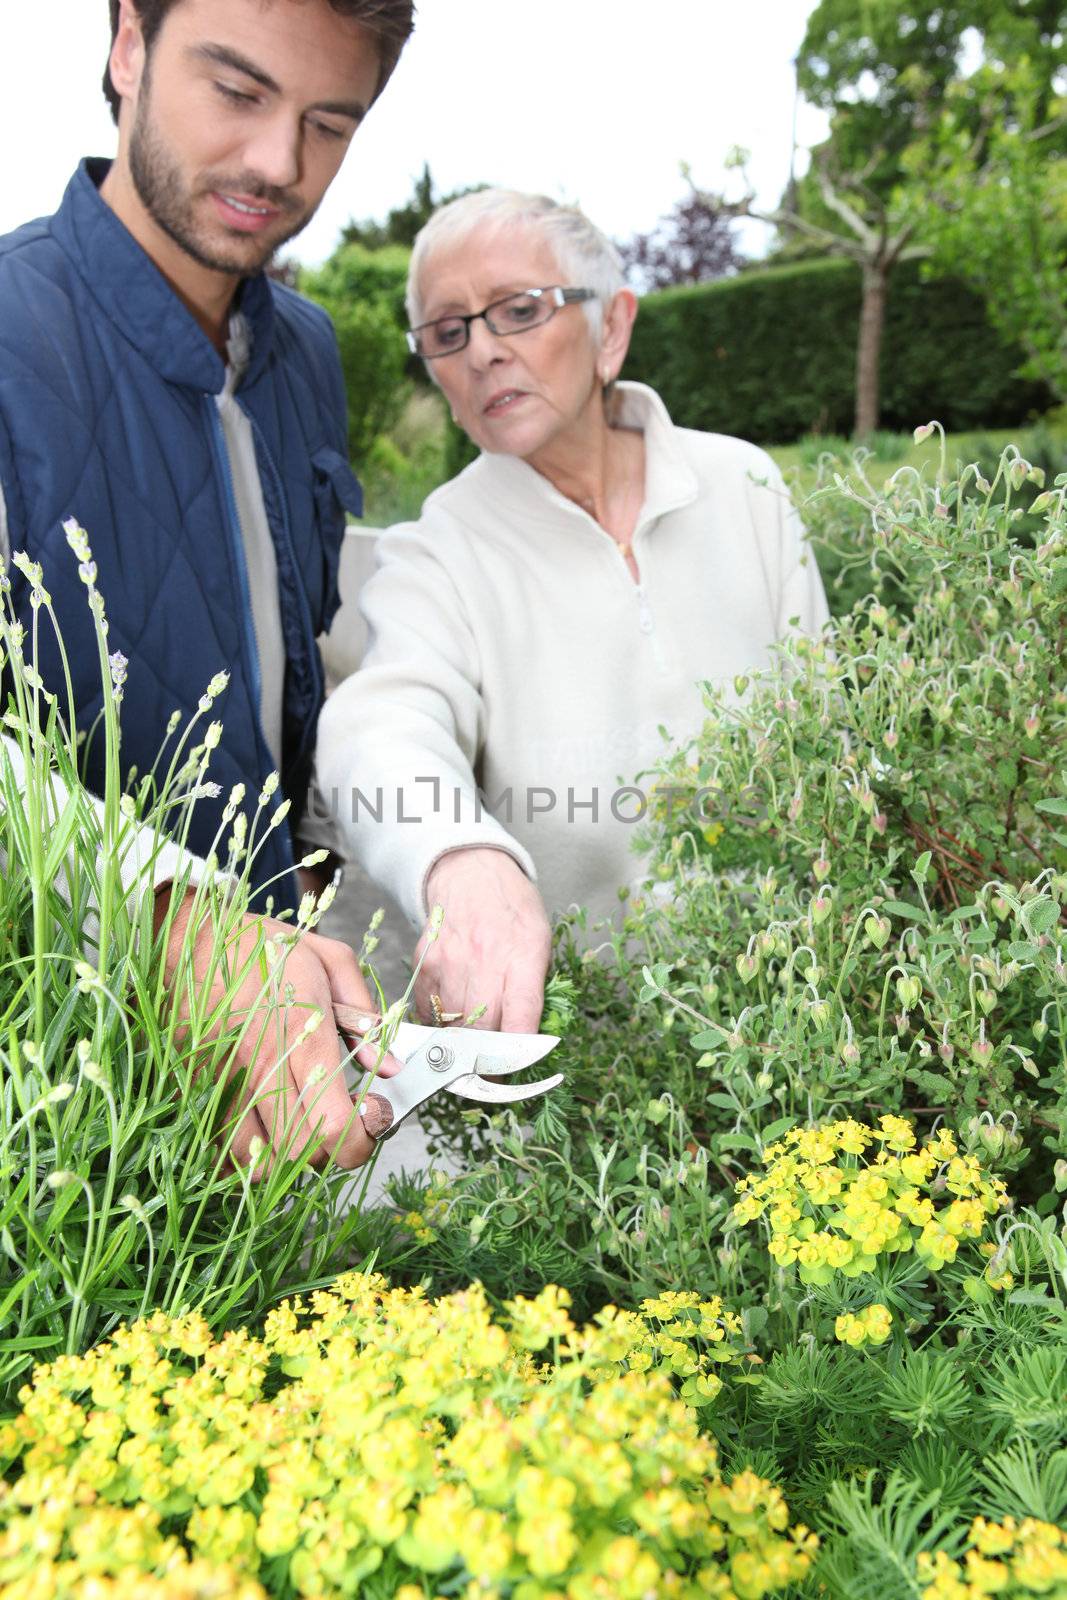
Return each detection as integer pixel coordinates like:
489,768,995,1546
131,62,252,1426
733,1118,1009,1320
0,1274,816,1600
401,1170,453,1244
917,1516,1067,1597
833,1303,892,1348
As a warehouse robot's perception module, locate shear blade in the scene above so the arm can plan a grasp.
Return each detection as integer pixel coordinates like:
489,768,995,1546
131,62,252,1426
471,1039,559,1076
448,1071,564,1104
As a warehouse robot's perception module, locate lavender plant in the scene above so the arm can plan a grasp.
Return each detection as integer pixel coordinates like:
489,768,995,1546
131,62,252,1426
0,532,389,1408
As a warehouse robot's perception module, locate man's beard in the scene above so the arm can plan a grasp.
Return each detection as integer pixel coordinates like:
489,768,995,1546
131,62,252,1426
128,87,313,276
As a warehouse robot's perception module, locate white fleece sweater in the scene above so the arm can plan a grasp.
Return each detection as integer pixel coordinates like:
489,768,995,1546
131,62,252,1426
314,384,830,930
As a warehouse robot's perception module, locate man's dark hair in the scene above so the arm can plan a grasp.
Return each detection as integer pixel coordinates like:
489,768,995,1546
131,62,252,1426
103,0,415,123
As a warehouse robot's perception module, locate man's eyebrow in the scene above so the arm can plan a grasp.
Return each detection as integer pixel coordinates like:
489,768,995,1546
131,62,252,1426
191,43,282,94
190,43,367,119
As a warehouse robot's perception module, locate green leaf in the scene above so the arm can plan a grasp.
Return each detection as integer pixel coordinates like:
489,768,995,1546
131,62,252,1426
881,900,925,922
760,1116,799,1143
690,1027,728,1048
1036,798,1067,816
1022,898,1061,937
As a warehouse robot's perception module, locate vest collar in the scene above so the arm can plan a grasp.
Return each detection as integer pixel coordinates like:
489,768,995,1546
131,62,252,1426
53,159,275,394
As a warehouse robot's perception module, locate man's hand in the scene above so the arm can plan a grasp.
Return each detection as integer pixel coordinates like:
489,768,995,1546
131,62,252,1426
159,886,399,1175
415,849,552,1032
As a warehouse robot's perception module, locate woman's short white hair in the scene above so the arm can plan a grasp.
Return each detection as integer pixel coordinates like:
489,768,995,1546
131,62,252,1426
406,188,625,347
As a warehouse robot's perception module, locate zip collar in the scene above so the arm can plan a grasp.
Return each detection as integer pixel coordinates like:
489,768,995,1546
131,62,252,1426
463,382,700,536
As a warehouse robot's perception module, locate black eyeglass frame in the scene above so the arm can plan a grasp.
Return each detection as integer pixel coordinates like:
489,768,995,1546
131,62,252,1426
406,285,597,359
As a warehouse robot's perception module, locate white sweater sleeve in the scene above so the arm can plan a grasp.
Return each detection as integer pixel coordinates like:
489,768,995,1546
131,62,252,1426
745,451,831,638
0,733,211,931
314,521,535,928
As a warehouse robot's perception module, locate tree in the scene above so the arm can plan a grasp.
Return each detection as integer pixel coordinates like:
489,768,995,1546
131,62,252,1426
340,163,485,252
617,190,744,291
739,0,1066,432
716,152,929,437
900,58,1067,400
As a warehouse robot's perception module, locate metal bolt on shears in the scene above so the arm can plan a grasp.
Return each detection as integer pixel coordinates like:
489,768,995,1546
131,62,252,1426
334,1004,564,1140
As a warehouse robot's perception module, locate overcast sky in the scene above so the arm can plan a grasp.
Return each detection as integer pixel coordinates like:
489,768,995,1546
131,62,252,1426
0,2,830,265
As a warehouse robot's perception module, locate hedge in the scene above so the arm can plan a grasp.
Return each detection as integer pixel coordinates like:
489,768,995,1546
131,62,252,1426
622,256,1054,443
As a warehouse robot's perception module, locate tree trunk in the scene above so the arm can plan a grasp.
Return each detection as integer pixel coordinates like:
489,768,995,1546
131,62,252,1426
855,259,888,437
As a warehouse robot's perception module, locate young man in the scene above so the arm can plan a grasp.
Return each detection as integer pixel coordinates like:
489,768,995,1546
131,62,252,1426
0,0,414,1170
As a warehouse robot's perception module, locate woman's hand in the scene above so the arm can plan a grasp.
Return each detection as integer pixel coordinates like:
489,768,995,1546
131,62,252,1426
158,886,400,1175
416,848,552,1032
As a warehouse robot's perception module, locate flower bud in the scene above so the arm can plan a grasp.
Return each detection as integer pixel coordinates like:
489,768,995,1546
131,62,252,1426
736,952,760,984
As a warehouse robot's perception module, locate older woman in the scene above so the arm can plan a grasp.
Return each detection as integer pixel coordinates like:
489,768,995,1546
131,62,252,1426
315,189,829,1032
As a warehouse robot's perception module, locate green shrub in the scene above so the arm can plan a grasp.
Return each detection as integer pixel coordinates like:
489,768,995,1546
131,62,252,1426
624,259,1055,443
300,247,411,463
312,298,410,465
300,243,410,330
407,433,1067,1318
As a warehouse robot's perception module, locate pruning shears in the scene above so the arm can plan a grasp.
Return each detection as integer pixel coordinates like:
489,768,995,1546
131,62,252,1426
333,1004,564,1141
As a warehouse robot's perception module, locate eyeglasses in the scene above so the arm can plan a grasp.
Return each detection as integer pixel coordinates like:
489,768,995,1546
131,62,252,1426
407,286,596,359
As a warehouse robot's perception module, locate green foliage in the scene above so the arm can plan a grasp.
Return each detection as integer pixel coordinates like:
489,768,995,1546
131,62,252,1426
299,247,410,462
377,433,1067,1577
300,242,410,330
623,258,1054,443
795,0,986,209
901,59,1067,400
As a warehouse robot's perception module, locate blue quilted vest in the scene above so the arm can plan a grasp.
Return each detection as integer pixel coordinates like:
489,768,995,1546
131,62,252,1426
0,160,362,914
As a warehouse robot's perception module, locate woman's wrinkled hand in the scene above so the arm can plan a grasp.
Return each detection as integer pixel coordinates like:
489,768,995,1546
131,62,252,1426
416,848,552,1033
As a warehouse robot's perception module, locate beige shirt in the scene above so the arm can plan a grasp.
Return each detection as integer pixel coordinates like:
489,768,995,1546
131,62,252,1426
314,383,830,930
